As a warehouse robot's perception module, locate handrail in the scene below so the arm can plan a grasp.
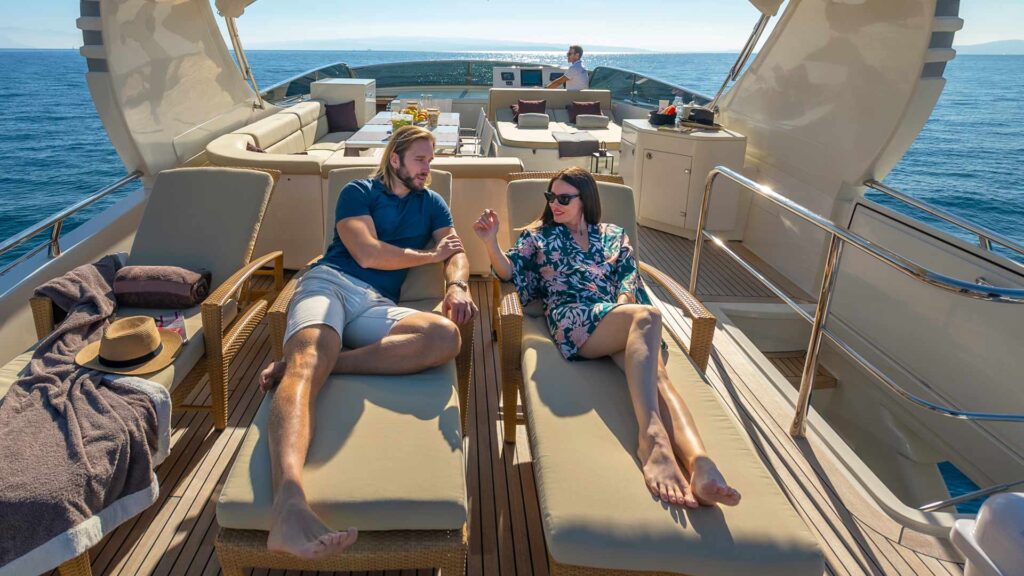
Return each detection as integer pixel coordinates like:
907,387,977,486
689,166,1024,441
919,478,1024,512
0,171,142,274
864,179,1024,260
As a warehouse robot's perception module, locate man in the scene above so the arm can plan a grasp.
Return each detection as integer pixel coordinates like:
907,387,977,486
260,125,478,559
547,45,588,90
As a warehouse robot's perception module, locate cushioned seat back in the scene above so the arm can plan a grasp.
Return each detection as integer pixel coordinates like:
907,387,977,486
235,112,301,150
323,168,453,302
282,100,326,148
505,178,638,250
128,168,274,288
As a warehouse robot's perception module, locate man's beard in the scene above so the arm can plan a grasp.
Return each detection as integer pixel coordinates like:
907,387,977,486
396,162,426,192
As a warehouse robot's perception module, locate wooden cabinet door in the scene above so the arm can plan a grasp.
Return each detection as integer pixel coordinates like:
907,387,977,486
639,149,692,229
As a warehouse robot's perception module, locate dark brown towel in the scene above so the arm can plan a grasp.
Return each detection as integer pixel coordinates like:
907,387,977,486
0,255,164,570
113,265,211,308
552,130,599,158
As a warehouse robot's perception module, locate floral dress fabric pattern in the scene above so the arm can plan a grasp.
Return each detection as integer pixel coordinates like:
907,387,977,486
507,222,651,360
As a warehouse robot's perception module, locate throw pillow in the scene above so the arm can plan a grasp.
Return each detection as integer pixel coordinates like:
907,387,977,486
517,113,550,129
325,100,359,132
246,141,266,153
575,114,610,129
512,99,546,123
567,101,602,123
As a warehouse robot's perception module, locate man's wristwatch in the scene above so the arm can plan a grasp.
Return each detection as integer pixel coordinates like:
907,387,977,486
447,280,469,292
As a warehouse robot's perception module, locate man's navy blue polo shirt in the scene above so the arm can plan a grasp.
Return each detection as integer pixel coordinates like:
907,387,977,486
316,178,453,303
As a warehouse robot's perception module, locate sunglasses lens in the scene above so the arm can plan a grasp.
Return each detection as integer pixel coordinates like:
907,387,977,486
544,193,577,206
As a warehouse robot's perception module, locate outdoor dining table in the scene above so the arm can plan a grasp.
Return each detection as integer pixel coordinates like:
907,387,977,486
346,112,460,154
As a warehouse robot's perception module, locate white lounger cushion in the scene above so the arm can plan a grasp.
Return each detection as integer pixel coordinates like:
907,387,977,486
520,314,823,575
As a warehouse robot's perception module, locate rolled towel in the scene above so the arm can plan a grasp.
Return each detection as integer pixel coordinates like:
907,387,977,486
113,265,212,309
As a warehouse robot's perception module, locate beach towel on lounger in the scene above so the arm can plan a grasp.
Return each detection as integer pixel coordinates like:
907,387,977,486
0,255,171,575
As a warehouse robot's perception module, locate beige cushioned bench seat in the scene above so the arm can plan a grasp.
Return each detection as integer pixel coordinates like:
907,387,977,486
520,313,822,575
493,118,622,151
489,89,621,152
217,295,468,532
206,100,355,174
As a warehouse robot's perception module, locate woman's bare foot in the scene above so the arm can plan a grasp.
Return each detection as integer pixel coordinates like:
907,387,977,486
259,361,287,392
637,422,696,507
267,484,358,559
689,456,741,506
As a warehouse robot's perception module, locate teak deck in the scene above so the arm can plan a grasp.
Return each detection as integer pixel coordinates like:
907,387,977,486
49,228,963,576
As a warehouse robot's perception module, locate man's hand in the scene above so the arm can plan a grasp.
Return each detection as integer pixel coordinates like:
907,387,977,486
443,284,478,325
433,232,465,263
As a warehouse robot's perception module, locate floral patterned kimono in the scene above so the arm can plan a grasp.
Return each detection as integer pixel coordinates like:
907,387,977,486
506,222,652,360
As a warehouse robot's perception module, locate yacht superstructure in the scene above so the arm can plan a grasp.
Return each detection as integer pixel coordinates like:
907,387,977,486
1,0,1023,574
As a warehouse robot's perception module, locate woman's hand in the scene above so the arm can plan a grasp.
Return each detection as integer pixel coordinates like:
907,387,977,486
472,209,501,243
616,293,636,305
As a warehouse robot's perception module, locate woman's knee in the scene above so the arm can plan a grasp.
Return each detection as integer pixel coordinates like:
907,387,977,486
628,304,662,331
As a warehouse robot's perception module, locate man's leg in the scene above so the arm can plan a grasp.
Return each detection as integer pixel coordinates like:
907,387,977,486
266,324,357,558
334,311,461,374
261,311,462,388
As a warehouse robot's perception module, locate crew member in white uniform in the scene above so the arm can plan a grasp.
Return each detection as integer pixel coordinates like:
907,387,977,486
547,45,588,90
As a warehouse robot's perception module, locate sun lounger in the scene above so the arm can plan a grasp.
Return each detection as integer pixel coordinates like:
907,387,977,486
0,167,283,576
493,176,824,575
214,168,473,575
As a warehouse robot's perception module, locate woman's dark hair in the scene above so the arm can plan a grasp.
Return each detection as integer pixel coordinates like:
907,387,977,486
528,167,602,229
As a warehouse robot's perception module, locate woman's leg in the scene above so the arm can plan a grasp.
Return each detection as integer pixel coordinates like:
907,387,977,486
611,349,741,506
578,304,688,505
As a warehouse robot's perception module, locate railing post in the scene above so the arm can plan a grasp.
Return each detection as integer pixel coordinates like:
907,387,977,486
689,170,719,294
48,221,63,258
790,234,844,437
979,236,992,251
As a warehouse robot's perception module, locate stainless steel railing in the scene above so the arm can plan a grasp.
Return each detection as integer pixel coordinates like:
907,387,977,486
865,179,1024,259
689,166,1024,442
0,172,142,276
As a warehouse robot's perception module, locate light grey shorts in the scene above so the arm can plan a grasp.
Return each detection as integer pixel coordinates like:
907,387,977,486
284,265,419,349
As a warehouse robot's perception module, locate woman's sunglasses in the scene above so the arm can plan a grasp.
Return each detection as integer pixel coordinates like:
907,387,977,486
544,192,580,206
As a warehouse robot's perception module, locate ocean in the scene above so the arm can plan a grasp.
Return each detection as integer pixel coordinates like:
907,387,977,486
0,49,1014,511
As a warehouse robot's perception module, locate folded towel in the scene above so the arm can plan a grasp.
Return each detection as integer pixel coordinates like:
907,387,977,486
552,131,599,158
114,265,211,309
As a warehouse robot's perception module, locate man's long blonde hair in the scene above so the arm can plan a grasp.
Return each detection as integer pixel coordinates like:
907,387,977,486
372,125,435,190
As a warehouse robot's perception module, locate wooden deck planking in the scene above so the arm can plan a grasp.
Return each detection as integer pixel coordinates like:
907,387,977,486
637,227,780,300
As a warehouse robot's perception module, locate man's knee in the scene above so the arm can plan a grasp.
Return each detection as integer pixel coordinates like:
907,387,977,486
423,316,461,366
283,325,341,373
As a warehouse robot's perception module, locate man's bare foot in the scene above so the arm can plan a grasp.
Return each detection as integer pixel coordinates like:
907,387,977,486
260,361,287,392
637,422,696,507
689,456,741,507
267,485,358,559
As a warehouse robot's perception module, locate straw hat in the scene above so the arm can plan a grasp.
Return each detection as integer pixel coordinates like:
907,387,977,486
75,316,182,375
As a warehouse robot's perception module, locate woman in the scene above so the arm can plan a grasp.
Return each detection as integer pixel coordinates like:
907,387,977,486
473,167,740,508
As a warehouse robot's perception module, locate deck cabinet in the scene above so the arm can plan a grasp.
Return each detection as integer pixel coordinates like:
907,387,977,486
622,119,749,239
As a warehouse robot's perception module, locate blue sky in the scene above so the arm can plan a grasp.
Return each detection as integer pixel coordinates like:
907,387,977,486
1,0,1022,51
